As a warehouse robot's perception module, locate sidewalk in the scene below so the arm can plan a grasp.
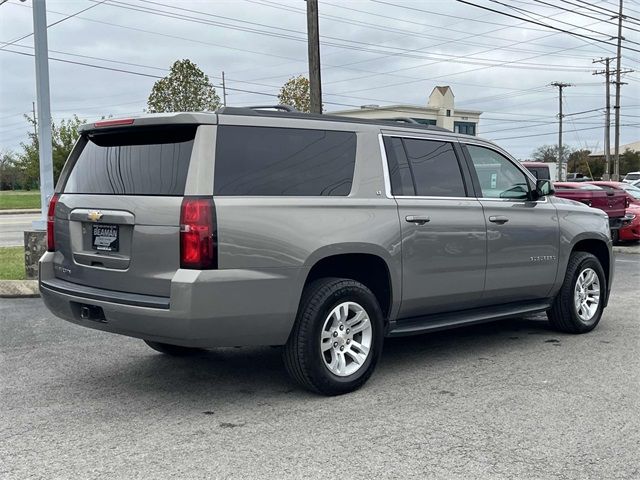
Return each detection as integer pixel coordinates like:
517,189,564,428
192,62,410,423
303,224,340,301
0,208,41,215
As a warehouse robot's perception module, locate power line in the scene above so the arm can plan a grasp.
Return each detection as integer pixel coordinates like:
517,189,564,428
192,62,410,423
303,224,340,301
455,0,640,53
534,0,640,33
0,0,108,51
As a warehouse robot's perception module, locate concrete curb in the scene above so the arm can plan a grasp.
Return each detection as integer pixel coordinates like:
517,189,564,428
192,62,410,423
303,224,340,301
0,280,40,298
0,209,41,215
613,244,640,255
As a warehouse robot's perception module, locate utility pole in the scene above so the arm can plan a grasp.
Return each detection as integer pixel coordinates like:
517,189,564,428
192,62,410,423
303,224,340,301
306,0,322,113
593,58,612,180
551,82,572,182
32,0,54,230
31,101,38,139
613,0,624,181
221,71,227,107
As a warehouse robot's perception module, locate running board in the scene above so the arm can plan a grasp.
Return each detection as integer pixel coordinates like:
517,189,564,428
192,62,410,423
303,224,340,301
387,301,552,337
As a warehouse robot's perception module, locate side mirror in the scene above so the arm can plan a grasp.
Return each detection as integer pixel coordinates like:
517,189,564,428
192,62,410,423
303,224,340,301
532,179,554,200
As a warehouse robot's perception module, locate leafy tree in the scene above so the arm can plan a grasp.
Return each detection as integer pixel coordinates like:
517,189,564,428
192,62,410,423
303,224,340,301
147,59,221,113
0,150,25,190
531,144,575,167
15,113,84,188
278,75,311,113
620,148,640,176
567,149,592,176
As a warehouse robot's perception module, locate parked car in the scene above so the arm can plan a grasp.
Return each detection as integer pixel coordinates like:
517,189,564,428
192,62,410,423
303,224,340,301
632,179,640,188
589,181,640,243
40,107,614,395
566,173,593,182
619,204,640,242
589,181,640,206
553,182,628,240
521,161,553,181
623,171,640,184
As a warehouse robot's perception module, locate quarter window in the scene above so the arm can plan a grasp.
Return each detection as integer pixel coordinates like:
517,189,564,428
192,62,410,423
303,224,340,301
466,145,530,200
214,126,356,196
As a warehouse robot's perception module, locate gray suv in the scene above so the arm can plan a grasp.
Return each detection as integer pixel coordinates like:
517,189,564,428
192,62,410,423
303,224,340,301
40,107,613,395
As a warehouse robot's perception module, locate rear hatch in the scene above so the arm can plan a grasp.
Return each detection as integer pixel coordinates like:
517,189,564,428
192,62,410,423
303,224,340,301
52,123,198,297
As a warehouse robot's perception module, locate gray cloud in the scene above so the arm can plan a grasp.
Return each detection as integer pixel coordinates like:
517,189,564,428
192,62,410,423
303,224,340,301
1,0,638,159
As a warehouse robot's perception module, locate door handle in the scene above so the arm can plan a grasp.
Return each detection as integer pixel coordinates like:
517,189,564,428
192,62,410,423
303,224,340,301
405,215,431,225
488,215,509,224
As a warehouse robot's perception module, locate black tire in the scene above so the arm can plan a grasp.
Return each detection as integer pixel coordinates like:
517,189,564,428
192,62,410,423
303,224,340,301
283,277,384,396
611,229,620,244
143,340,204,356
547,251,606,334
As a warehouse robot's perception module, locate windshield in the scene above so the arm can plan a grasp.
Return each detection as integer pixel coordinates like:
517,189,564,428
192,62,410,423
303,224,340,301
623,185,640,199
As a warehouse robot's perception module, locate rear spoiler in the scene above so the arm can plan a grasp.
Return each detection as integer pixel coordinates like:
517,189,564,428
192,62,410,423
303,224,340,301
79,112,217,132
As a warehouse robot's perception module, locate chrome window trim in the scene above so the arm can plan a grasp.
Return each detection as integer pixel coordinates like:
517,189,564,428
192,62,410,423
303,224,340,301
394,195,479,201
377,133,394,198
478,196,549,204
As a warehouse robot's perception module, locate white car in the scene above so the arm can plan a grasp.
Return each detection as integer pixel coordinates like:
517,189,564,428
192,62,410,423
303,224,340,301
623,171,640,184
632,178,640,188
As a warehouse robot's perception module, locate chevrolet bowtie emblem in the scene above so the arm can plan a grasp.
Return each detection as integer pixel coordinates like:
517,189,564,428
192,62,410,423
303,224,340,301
87,210,103,222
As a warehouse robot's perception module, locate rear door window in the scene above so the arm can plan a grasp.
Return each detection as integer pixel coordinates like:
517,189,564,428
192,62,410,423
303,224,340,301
214,126,357,196
383,136,466,197
63,125,196,196
402,138,466,197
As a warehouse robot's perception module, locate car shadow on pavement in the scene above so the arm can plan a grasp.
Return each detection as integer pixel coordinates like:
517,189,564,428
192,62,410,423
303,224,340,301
71,314,560,403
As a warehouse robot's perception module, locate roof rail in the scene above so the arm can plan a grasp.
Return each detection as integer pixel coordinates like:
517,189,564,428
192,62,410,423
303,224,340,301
387,117,420,124
247,104,299,112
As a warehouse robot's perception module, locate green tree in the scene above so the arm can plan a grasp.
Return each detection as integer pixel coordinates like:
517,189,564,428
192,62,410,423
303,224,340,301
278,75,311,113
620,148,640,176
15,113,84,188
0,150,25,190
567,149,593,176
147,59,221,113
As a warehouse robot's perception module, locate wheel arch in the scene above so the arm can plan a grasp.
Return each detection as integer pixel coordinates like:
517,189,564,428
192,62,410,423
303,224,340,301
569,235,612,306
299,244,401,325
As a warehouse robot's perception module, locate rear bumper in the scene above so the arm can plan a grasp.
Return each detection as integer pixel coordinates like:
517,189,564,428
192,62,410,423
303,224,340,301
39,252,303,347
609,216,631,230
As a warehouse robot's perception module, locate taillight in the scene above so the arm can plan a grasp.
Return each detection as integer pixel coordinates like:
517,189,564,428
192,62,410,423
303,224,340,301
180,197,217,269
46,193,60,252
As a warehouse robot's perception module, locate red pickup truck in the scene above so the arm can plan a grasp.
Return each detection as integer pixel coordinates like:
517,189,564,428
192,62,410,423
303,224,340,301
553,182,629,239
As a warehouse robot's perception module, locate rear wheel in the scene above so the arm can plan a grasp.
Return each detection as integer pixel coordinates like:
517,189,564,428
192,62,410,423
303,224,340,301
547,252,606,333
143,340,203,356
283,278,384,395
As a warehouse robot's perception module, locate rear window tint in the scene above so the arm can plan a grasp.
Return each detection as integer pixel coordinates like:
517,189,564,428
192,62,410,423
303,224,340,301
63,125,196,195
214,126,356,196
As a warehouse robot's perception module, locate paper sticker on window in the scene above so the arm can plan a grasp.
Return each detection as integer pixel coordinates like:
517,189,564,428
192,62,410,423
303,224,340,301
491,173,497,189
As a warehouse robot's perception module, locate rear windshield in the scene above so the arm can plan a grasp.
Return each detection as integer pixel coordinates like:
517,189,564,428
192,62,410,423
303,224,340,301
214,125,357,196
63,125,196,195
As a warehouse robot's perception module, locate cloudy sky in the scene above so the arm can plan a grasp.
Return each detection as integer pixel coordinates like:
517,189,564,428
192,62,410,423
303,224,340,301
1,0,639,159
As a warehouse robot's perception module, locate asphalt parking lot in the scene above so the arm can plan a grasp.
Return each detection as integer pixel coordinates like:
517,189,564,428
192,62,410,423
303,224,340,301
1,254,639,479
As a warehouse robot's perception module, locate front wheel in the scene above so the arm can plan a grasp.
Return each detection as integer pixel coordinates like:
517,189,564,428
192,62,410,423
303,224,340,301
283,278,384,395
547,252,606,333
